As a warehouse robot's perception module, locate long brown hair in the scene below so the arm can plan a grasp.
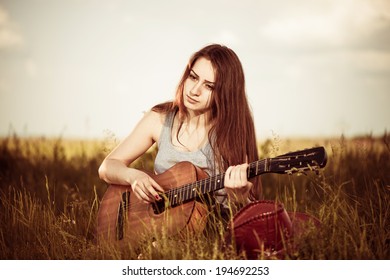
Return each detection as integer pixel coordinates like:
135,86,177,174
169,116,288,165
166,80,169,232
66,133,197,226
152,44,262,200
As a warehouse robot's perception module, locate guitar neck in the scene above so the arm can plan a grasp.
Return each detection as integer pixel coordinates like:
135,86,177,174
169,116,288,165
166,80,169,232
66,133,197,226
164,159,267,207
163,146,327,208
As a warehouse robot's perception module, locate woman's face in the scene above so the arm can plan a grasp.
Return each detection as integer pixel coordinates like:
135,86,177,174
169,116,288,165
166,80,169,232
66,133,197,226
183,57,215,114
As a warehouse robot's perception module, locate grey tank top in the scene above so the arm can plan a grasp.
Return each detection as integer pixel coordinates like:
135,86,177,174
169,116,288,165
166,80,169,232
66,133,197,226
154,110,215,175
154,110,227,206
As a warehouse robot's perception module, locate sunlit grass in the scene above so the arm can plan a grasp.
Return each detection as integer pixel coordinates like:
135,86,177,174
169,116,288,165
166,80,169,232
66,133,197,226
0,133,388,259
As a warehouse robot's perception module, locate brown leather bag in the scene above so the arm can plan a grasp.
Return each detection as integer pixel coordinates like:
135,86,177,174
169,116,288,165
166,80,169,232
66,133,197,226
225,200,320,259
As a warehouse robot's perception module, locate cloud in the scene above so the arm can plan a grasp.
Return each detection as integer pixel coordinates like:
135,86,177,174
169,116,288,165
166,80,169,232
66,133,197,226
341,0,390,51
25,58,38,79
0,5,24,50
259,0,390,52
211,30,241,47
260,16,342,48
0,77,9,92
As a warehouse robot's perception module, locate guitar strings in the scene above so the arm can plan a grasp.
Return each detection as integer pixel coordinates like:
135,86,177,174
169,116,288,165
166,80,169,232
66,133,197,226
122,160,267,211
120,152,321,211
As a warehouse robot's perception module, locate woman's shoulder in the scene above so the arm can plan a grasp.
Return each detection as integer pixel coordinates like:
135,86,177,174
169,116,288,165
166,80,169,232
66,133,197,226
138,102,176,141
143,109,166,121
140,109,166,128
149,102,177,125
139,109,169,142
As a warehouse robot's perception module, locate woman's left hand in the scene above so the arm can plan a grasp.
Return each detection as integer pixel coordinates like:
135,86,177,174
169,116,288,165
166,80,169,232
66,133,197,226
224,163,253,204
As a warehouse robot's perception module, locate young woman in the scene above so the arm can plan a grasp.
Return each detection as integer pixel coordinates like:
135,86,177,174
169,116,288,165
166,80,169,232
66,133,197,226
98,44,262,223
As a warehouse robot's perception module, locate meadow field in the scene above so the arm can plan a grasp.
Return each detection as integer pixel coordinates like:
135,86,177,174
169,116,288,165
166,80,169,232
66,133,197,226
0,133,389,259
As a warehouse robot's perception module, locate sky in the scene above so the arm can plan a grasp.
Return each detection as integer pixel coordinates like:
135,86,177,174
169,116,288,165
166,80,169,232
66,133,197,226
0,0,389,140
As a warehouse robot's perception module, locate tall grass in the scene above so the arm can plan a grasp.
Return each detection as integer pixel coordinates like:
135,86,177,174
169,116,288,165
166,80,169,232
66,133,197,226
0,133,388,259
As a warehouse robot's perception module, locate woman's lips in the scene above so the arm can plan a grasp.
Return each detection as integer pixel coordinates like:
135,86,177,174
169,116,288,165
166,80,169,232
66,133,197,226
186,95,199,104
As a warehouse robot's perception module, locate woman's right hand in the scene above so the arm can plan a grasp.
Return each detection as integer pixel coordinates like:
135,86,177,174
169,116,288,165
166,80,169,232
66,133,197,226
97,110,166,204
128,169,164,204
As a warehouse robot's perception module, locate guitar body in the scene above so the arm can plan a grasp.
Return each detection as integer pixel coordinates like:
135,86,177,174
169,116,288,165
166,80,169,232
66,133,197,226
96,161,210,248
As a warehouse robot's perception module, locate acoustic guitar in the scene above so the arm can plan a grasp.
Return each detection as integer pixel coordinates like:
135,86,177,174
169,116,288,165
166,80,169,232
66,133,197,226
96,146,327,248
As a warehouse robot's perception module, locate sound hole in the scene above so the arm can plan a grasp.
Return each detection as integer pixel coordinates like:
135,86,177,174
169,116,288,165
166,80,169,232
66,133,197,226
152,195,166,214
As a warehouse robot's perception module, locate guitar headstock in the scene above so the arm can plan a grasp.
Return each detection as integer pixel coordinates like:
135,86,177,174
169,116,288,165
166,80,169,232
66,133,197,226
270,146,327,174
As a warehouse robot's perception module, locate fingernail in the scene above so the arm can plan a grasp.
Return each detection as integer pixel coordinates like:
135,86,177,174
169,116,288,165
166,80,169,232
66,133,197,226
155,195,161,200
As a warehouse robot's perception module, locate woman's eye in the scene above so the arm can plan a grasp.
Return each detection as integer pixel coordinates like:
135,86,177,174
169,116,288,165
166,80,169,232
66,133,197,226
205,84,214,90
189,73,197,81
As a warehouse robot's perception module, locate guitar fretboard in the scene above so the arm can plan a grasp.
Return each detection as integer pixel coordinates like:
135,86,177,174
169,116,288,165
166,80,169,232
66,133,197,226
163,159,268,207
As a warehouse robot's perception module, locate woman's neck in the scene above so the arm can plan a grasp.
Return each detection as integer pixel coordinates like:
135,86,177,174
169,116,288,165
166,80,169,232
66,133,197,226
173,109,212,152
184,109,211,131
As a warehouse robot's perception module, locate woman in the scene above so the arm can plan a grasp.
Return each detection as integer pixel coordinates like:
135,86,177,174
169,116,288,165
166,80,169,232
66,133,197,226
98,44,262,224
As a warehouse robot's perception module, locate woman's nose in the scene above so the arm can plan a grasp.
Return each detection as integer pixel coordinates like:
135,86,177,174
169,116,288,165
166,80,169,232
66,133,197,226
190,81,201,96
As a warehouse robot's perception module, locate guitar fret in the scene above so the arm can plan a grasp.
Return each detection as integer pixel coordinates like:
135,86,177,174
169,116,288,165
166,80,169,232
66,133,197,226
174,188,179,205
178,187,182,204
172,189,176,205
190,184,193,200
194,181,198,199
187,184,191,202
184,184,189,202
168,190,173,206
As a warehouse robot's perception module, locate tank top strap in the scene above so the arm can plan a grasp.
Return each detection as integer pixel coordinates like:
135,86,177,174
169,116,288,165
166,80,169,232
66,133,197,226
158,109,176,147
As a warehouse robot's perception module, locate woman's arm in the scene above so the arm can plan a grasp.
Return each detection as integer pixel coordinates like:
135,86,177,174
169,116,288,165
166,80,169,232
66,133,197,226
98,110,165,203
